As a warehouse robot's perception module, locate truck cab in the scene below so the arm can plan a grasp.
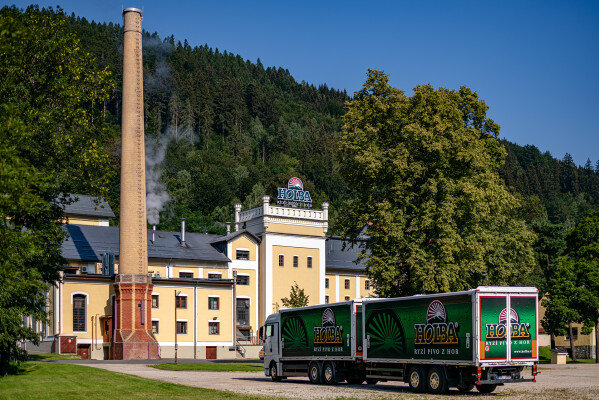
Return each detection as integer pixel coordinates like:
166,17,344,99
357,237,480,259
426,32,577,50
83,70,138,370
261,313,282,379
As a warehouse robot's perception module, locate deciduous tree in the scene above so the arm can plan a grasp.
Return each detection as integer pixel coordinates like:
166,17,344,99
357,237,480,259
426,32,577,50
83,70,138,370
338,69,536,297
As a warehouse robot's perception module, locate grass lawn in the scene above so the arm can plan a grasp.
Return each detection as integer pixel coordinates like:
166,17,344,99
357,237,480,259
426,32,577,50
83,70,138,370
29,353,81,360
152,362,264,372
538,346,596,364
0,362,270,400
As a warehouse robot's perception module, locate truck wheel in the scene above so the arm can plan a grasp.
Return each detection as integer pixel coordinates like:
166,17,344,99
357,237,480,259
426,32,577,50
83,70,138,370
426,366,448,394
322,361,337,385
269,362,282,382
457,383,475,392
346,375,364,385
476,384,497,394
308,362,322,384
408,366,427,393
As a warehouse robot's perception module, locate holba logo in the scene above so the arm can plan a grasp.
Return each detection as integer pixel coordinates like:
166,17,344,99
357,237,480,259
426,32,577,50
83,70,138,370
277,177,312,207
485,308,530,341
414,300,459,345
314,308,343,344
288,177,304,190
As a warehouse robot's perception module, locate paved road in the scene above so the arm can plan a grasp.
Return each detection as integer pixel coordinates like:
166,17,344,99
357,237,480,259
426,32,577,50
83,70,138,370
79,362,599,399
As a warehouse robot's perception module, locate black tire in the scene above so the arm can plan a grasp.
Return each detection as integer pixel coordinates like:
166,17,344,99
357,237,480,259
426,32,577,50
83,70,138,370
457,382,475,392
365,378,379,385
270,362,282,382
345,373,364,385
426,366,449,394
322,361,337,385
476,384,498,394
308,361,322,384
408,366,427,393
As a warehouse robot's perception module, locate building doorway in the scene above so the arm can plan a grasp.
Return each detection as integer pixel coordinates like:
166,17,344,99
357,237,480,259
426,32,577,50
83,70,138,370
206,346,217,360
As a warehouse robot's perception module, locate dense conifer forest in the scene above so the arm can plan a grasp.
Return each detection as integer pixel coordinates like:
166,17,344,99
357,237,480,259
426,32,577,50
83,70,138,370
63,11,599,233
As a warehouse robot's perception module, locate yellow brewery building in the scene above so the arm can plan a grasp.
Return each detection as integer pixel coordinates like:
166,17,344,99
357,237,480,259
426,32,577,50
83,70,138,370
36,193,374,359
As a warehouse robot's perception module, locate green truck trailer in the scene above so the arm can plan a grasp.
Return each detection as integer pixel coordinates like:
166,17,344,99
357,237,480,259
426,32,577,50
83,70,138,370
261,286,539,394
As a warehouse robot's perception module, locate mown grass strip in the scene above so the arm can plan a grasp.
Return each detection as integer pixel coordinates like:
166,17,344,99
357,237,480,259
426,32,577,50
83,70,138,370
0,362,269,400
152,362,264,372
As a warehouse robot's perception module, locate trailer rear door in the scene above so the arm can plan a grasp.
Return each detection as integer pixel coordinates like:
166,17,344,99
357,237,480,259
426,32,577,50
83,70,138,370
478,289,538,363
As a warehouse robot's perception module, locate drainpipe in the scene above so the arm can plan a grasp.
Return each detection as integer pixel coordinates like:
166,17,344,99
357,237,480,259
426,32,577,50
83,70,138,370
233,271,237,349
193,285,197,359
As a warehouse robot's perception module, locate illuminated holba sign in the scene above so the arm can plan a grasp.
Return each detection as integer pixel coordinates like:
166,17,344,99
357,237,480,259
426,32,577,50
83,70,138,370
277,177,313,207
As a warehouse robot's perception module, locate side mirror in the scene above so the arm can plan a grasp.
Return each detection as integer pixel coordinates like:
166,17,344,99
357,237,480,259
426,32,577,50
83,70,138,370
258,326,264,340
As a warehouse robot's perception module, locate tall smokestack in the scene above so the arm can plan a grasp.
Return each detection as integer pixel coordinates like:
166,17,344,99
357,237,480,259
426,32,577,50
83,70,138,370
120,7,148,275
112,7,159,360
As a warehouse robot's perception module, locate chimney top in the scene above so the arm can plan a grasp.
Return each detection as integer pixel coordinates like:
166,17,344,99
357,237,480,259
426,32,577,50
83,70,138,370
123,7,142,15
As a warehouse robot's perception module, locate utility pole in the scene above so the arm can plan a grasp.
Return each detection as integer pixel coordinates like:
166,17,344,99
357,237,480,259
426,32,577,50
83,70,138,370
175,290,181,363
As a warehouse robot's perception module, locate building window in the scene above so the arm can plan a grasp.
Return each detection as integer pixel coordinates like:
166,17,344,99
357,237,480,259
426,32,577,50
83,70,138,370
179,272,193,278
293,256,299,268
325,278,329,289
72,294,86,332
365,280,370,290
307,256,312,268
208,297,220,310
176,321,187,334
151,320,159,334
176,295,187,309
237,298,250,326
209,321,220,335
151,295,159,308
236,275,249,285
345,279,350,290
208,273,222,279
236,250,250,260
345,296,350,301
325,295,329,304
566,327,578,340
279,255,284,267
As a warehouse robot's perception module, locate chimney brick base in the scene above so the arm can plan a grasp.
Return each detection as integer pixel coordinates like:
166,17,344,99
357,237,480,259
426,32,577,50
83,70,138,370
111,274,159,360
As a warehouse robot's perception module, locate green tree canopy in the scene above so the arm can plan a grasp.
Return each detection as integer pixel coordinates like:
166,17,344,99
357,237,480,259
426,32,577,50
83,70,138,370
280,282,310,308
338,69,536,297
0,6,115,374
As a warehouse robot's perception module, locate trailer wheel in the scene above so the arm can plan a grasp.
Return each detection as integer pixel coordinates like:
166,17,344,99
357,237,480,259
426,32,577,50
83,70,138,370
269,362,282,382
408,366,427,393
308,361,322,384
365,378,378,385
322,361,337,385
426,366,448,394
457,383,475,392
476,384,497,394
345,375,364,385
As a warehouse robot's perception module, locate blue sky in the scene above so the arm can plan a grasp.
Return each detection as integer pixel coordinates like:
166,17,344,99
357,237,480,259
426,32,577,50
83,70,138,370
5,0,598,165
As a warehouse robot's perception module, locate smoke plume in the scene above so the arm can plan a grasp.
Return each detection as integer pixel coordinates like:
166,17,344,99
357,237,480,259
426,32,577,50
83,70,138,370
146,137,171,226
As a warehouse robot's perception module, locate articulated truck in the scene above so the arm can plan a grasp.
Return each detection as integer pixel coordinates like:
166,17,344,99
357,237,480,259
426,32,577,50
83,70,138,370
260,286,539,394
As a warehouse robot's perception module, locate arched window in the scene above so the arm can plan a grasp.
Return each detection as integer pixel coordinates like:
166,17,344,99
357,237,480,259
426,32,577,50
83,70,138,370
73,294,86,332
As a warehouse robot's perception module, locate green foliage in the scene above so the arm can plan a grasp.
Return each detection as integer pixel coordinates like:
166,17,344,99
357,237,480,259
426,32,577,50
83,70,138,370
0,5,115,374
542,211,599,360
338,69,537,297
280,282,310,308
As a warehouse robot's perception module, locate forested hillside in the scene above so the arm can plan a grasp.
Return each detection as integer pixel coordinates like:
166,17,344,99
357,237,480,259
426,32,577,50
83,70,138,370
59,9,599,233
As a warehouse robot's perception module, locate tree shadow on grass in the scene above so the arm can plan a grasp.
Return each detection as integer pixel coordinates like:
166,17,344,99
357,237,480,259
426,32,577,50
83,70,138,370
2,362,40,376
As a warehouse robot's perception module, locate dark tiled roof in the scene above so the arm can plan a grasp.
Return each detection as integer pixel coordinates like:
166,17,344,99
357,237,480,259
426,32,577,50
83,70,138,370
325,236,368,272
62,194,115,218
62,224,230,263
210,229,261,244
